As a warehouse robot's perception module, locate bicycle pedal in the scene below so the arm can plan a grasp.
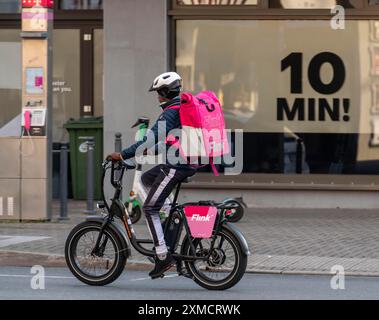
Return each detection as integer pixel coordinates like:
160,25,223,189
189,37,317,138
150,273,166,280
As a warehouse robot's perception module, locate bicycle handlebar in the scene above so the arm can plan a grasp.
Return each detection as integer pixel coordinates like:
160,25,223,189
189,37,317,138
102,158,136,170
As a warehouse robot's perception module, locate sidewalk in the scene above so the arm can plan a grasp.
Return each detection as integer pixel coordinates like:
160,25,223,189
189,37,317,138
1,200,379,276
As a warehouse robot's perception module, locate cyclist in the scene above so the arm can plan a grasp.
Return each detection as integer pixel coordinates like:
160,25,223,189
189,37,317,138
108,72,197,279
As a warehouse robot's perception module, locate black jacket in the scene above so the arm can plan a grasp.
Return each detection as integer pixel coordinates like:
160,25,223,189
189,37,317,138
121,96,195,171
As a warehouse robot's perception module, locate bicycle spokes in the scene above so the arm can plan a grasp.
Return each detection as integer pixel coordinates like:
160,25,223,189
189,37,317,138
74,230,117,277
190,233,238,282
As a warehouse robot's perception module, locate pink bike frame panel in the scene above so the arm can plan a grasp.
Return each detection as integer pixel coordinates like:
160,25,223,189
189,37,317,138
184,206,218,238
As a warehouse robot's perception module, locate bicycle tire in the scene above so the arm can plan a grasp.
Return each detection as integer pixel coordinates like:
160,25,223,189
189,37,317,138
65,221,127,286
181,226,247,290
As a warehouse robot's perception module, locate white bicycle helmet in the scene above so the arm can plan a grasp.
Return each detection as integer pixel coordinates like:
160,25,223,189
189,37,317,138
149,72,182,99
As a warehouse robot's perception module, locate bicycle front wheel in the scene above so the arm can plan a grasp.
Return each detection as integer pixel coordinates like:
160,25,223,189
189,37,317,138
182,226,248,290
65,221,127,286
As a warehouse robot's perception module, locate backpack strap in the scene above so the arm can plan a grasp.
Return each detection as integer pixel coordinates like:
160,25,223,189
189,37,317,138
165,105,180,111
209,157,219,176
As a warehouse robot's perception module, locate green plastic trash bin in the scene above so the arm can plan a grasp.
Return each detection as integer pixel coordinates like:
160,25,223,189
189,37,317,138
64,117,103,200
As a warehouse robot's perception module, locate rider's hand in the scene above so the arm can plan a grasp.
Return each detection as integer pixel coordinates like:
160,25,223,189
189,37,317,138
107,152,122,162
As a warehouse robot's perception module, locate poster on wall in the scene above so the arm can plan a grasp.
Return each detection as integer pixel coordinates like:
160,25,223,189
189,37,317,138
25,67,44,95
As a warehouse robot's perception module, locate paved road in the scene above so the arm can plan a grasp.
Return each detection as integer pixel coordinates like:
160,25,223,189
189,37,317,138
4,202,379,275
1,266,379,300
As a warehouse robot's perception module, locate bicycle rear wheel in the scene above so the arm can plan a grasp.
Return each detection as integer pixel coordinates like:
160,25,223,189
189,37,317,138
181,226,247,290
65,221,127,286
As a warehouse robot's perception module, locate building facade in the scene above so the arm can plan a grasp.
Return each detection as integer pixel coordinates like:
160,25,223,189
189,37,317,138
2,0,379,210
104,0,379,209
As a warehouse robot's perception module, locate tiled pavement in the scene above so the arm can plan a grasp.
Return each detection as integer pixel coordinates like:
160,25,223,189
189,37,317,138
1,200,379,275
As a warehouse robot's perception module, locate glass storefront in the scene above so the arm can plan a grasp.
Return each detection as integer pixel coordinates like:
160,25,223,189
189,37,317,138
176,0,259,5
0,29,21,137
269,0,360,8
0,0,20,13
0,0,104,143
0,0,104,11
175,0,361,8
52,29,81,143
176,19,379,177
0,26,102,143
94,28,103,118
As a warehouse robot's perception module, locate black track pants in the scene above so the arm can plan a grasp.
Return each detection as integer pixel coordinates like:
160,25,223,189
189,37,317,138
141,165,196,253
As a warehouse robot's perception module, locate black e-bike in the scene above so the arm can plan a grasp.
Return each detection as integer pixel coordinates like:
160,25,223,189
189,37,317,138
65,158,250,290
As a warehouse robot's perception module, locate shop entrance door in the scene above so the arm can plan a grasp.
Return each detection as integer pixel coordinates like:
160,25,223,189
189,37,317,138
52,26,103,199
53,27,103,143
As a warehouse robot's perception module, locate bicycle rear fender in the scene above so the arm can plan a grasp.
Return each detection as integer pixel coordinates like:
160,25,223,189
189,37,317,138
223,222,250,256
86,216,132,258
223,197,247,208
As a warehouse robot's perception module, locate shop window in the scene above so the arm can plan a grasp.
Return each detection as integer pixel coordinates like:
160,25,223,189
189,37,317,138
0,29,21,137
52,29,80,142
59,0,102,10
175,0,259,5
269,0,360,8
0,0,21,13
176,20,379,176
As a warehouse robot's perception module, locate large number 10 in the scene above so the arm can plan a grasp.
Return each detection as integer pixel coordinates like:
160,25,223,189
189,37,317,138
281,52,346,95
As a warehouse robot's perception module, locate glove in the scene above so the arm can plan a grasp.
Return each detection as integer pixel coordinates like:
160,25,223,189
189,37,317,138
106,152,122,162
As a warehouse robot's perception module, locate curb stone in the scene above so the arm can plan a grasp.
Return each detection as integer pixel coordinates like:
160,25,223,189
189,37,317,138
2,251,379,277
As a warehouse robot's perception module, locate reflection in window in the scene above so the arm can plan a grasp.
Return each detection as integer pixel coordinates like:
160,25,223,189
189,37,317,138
369,0,379,5
93,29,103,118
52,30,80,143
0,30,21,137
60,0,103,10
0,0,20,13
176,20,379,175
176,0,258,5
269,0,357,8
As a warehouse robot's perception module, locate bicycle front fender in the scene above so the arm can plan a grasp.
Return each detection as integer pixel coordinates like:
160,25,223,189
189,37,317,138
86,216,132,258
223,222,250,256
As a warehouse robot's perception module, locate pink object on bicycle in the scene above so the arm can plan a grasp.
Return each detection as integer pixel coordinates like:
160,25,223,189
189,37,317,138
166,91,230,176
184,206,218,238
179,91,229,158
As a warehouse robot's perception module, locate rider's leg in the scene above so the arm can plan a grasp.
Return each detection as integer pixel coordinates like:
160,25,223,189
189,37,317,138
141,165,164,191
143,165,195,278
143,166,180,256
141,165,175,219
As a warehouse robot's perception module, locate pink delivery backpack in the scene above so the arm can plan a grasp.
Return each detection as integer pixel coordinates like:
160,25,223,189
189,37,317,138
166,91,230,176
